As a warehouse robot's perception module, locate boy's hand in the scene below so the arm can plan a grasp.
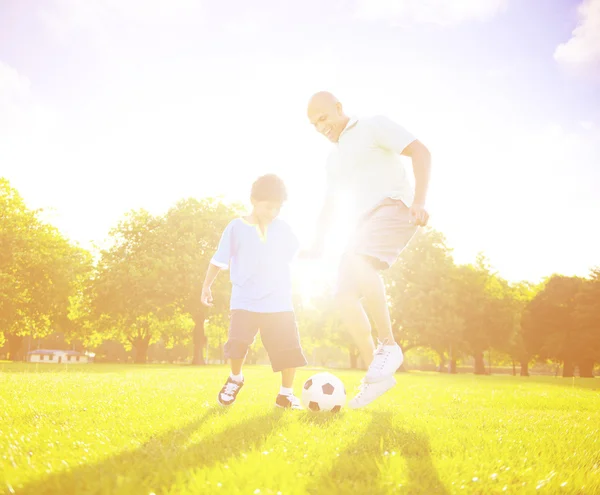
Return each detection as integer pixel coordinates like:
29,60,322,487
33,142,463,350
201,286,213,307
298,245,324,259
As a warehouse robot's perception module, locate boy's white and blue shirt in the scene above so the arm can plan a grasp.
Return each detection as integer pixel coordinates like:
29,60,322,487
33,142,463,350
210,218,300,313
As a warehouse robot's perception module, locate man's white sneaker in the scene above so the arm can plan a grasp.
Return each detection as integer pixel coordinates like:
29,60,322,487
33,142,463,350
365,340,404,383
347,376,396,409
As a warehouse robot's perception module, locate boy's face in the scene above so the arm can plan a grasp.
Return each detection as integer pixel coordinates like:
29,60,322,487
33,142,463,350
252,199,282,224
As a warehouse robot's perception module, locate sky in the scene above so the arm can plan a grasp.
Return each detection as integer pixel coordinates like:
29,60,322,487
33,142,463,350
1,0,599,286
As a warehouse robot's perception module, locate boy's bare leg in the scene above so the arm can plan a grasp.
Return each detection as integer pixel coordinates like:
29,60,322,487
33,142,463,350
276,368,302,409
231,358,244,376
281,368,295,388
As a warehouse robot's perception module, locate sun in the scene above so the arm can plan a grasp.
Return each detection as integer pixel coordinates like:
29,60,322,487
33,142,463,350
291,218,353,302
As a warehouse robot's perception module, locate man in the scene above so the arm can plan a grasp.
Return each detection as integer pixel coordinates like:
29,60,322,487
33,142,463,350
303,91,431,409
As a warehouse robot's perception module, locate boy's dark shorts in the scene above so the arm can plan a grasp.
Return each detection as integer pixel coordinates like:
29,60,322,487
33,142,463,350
224,310,307,372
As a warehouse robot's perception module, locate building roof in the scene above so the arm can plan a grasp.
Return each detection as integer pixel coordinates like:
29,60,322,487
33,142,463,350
27,349,86,356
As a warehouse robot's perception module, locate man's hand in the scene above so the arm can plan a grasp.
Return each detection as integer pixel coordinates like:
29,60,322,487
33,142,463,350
201,286,213,307
409,203,429,227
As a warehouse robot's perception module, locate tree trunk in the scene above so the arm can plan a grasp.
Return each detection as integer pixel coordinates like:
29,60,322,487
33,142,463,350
578,359,595,378
349,347,359,369
191,311,207,365
562,358,575,378
473,351,486,375
133,338,150,364
447,345,457,374
520,360,529,377
7,335,25,361
449,359,457,374
437,350,446,372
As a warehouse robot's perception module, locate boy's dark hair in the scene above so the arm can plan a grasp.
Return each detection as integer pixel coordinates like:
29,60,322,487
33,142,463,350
251,174,288,203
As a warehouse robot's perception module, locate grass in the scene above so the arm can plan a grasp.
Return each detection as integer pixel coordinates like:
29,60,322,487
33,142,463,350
1,364,599,495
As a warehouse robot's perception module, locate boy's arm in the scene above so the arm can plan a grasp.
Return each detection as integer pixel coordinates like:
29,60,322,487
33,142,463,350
202,221,235,306
201,263,221,307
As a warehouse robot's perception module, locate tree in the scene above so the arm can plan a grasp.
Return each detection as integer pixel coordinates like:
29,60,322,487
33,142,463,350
385,229,464,372
452,256,515,375
0,179,91,360
573,269,600,377
522,275,589,377
504,281,540,376
159,198,240,365
91,209,176,363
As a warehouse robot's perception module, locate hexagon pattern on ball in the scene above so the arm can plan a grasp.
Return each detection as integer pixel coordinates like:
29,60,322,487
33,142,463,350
301,372,346,412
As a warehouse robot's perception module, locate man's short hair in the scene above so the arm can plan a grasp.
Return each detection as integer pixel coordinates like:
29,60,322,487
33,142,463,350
251,174,288,203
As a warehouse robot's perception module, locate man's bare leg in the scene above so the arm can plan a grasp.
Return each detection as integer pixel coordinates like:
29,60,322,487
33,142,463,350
336,255,375,367
337,295,375,368
351,255,396,343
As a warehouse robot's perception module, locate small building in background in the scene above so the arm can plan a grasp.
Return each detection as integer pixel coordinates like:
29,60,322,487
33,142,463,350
27,349,90,364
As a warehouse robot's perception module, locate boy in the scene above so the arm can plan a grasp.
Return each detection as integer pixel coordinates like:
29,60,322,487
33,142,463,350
201,174,307,409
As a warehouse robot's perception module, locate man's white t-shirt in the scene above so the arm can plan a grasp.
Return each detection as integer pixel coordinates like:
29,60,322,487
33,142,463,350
326,115,416,220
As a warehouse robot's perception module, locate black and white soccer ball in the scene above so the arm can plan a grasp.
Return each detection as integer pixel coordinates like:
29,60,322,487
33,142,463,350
301,372,346,412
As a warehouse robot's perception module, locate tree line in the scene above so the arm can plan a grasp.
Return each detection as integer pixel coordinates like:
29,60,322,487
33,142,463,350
1,178,599,376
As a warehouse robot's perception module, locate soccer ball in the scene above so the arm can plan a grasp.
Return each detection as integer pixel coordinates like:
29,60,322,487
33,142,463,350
301,372,346,412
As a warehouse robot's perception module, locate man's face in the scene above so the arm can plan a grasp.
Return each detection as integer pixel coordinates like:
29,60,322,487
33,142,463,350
308,102,347,143
252,200,282,225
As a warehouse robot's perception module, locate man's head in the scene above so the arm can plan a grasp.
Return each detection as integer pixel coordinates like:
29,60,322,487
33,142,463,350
307,91,349,143
250,174,287,224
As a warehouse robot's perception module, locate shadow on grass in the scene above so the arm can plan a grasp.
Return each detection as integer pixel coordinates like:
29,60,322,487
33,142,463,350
299,411,347,427
16,406,286,495
306,410,448,495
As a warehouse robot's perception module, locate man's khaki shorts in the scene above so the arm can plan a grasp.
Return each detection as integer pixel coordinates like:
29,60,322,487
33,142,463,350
345,197,418,270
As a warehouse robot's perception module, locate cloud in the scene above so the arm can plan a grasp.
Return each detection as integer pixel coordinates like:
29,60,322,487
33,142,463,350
354,0,507,26
38,0,204,43
554,0,600,79
0,62,33,132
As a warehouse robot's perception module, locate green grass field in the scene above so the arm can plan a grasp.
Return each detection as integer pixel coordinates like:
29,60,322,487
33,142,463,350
1,363,599,495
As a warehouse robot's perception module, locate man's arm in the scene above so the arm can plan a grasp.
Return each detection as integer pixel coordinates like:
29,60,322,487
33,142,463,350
371,115,432,226
402,140,431,226
300,193,335,258
402,140,431,206
314,193,336,253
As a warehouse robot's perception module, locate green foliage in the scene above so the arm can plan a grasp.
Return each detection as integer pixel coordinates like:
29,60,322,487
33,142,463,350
522,273,600,377
0,179,92,360
2,177,598,373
